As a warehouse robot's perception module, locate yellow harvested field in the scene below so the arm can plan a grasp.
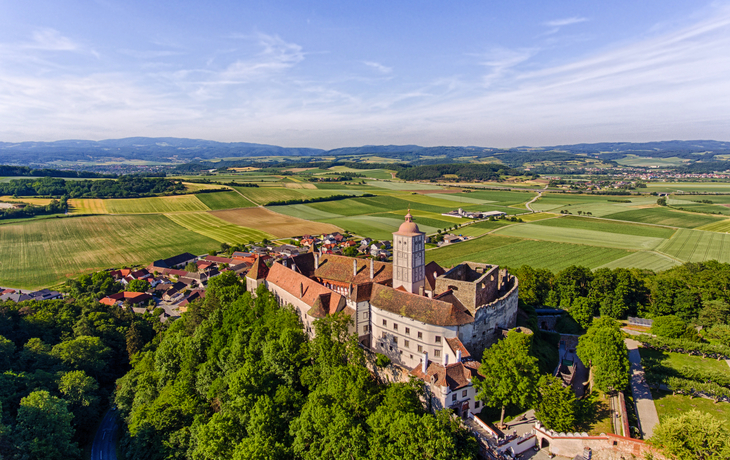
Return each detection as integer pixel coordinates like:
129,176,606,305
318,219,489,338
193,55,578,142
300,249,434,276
0,196,54,206
519,212,558,222
284,183,318,189
211,207,342,238
68,199,109,214
183,181,228,192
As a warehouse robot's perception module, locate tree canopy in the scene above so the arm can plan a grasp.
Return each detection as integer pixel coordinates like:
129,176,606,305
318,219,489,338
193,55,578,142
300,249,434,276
576,318,629,393
649,410,730,460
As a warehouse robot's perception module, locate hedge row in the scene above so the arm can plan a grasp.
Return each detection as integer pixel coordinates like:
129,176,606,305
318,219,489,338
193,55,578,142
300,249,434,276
637,334,730,360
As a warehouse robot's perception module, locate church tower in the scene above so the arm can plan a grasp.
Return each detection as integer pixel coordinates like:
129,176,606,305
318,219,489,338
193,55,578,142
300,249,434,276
392,210,426,294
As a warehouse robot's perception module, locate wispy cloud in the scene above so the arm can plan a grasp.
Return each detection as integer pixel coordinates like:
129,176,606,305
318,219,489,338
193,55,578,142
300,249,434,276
544,17,589,28
363,61,392,74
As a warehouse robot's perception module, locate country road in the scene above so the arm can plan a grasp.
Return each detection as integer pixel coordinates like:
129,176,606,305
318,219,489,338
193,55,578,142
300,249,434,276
91,410,118,460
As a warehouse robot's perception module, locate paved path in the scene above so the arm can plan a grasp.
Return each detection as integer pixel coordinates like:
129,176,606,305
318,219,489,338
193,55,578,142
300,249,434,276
625,339,660,439
91,410,118,460
525,191,542,212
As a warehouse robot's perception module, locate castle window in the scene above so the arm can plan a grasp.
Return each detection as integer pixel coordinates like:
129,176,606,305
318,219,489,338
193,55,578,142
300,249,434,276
392,337,397,344
393,323,398,331
452,394,457,402
382,332,387,339
434,349,441,358
404,340,409,348
405,327,410,335
475,401,480,408
462,390,467,397
435,336,441,343
363,325,369,333
418,331,423,339
382,319,387,326
417,345,423,353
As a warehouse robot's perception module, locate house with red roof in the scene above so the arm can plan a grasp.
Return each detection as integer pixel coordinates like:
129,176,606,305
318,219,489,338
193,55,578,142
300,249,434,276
99,292,153,308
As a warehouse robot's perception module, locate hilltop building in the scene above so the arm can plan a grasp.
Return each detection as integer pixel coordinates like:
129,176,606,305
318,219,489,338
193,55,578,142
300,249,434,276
246,211,519,417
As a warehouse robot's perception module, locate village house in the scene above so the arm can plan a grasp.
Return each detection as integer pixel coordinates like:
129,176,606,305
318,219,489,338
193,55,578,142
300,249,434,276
99,291,153,308
247,211,519,418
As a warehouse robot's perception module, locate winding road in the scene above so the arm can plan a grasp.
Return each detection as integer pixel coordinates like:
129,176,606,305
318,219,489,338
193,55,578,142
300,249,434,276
91,410,118,460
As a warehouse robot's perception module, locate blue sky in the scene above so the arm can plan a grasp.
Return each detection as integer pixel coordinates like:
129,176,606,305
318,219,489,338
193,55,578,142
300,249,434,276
0,0,729,148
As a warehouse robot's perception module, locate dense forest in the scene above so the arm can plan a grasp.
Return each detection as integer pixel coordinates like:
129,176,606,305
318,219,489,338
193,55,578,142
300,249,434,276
396,164,520,181
115,273,477,460
513,261,730,335
0,271,163,459
0,165,115,178
0,176,185,198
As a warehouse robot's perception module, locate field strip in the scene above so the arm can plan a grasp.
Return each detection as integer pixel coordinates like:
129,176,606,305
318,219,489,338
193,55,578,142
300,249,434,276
164,212,273,244
557,214,681,229
598,251,681,271
491,223,665,250
105,195,210,214
230,187,261,207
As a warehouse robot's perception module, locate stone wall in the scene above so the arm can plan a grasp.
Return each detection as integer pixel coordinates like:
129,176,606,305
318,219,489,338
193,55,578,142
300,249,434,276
435,263,499,313
532,424,668,460
459,278,519,360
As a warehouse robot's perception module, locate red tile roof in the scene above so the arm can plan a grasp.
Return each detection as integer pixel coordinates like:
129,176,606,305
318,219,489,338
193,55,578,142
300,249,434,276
247,255,269,280
266,263,346,315
99,291,152,306
205,255,234,264
410,361,480,391
445,337,471,358
314,254,392,285
369,284,474,327
424,261,445,292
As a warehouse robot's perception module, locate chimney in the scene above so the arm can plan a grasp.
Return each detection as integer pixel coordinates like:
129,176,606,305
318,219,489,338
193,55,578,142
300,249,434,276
353,259,358,277
419,285,424,297
456,349,462,362
314,253,319,270
422,352,428,374
291,261,295,271
370,258,374,279
299,282,303,298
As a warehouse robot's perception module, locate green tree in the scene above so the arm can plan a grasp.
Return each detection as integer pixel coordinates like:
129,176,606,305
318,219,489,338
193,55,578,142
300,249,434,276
127,279,149,293
342,246,359,257
474,331,539,427
0,334,15,371
51,335,111,378
576,318,629,393
534,375,576,432
185,261,199,272
649,410,730,460
554,266,593,307
513,265,554,306
697,299,730,327
14,390,81,460
58,370,99,408
569,297,596,330
651,315,686,338
126,321,146,358
657,197,667,206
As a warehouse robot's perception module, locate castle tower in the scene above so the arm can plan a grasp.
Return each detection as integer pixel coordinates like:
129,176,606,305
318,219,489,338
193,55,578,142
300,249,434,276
392,210,425,294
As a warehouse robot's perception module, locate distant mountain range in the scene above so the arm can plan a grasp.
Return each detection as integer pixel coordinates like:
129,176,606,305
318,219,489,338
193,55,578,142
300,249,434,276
1,137,729,166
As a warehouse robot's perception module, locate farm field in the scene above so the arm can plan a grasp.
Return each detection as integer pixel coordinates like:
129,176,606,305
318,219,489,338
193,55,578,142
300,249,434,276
453,190,537,206
105,195,209,214
598,251,680,271
426,235,630,271
321,215,441,240
519,212,557,222
531,216,677,239
195,191,255,210
457,220,514,237
423,193,491,205
165,212,273,244
230,186,359,205
603,207,724,228
0,215,218,289
68,199,109,214
371,211,456,231
364,181,442,191
656,229,730,263
328,167,393,179
266,204,344,221
696,219,730,233
211,207,341,238
646,182,730,193
667,202,730,215
0,196,55,206
493,223,666,250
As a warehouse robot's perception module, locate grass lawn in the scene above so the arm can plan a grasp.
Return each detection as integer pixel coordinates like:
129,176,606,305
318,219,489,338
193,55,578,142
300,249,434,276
639,347,730,375
604,207,724,228
656,229,730,263
576,391,614,436
195,191,256,210
531,216,677,239
0,215,218,289
493,223,666,250
652,390,730,429
105,195,210,214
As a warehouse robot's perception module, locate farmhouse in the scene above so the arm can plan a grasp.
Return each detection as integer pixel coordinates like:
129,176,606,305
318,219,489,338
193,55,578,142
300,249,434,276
247,211,519,417
99,291,152,307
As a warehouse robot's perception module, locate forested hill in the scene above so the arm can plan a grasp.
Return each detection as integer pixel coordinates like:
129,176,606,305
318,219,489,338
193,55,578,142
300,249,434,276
2,137,729,166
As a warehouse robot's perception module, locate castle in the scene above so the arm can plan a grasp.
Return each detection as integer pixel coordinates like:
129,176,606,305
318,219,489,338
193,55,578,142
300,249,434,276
246,211,519,416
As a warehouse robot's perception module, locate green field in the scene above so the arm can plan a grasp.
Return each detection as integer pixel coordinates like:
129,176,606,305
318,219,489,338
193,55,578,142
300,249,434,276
598,251,681,271
604,207,724,228
195,191,255,210
453,190,537,206
105,195,210,214
696,219,730,233
615,155,690,167
423,194,492,205
493,223,666,250
426,235,630,271
656,229,730,263
531,216,677,239
457,220,514,237
646,182,730,193
164,212,273,244
364,180,441,190
0,215,218,289
266,204,345,220
321,215,441,240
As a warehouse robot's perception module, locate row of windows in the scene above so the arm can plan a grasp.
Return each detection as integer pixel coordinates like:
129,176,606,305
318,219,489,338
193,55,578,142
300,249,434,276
380,332,442,356
381,319,441,342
